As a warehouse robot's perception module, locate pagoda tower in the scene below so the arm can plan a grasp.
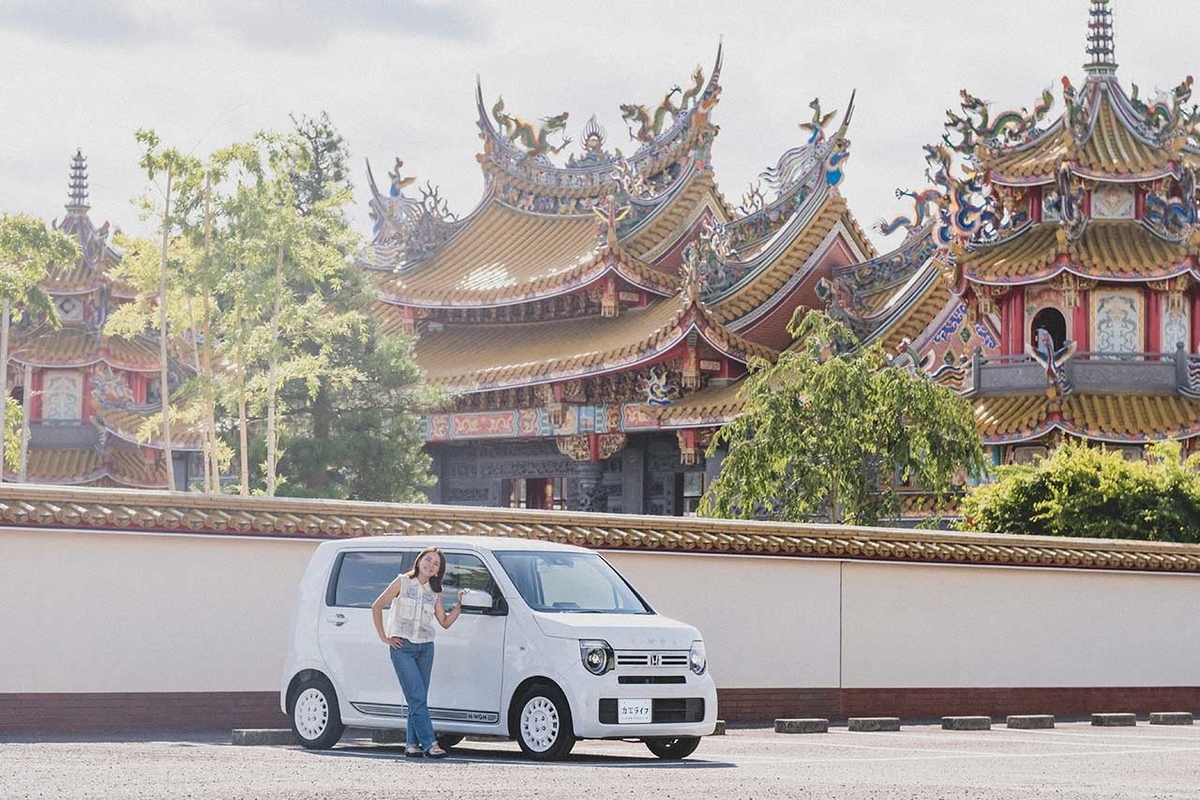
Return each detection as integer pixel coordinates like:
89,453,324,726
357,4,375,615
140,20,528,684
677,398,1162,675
4,152,203,488
362,50,874,512
833,0,1200,465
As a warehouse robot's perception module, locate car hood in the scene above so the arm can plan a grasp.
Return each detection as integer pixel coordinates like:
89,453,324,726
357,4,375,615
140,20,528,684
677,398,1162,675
531,611,699,649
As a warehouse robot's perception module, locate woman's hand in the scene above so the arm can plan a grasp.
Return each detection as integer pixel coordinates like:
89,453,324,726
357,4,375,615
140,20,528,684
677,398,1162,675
457,588,469,605
381,636,404,649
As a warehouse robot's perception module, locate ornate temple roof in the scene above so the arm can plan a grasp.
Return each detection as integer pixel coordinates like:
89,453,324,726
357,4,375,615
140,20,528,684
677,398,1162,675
6,446,170,488
962,222,1199,285
416,291,777,393
656,380,744,428
360,48,728,282
8,328,162,372
711,192,852,325
373,201,676,308
975,393,1200,444
976,1,1199,186
94,408,204,451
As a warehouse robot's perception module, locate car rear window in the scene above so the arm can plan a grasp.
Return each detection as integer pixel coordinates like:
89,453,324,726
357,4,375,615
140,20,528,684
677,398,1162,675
328,551,413,608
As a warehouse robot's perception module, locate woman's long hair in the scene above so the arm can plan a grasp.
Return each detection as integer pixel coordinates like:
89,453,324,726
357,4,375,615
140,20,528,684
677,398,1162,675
407,547,446,593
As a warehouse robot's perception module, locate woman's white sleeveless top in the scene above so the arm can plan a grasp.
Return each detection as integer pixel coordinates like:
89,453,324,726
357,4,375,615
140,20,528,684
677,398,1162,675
385,574,439,643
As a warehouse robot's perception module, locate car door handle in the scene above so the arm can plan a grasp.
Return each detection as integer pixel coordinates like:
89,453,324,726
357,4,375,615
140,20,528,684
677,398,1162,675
325,613,347,627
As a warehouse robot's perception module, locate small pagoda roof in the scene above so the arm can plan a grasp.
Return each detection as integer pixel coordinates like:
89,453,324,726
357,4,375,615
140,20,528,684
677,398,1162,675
962,222,1199,285
985,83,1200,185
375,201,675,308
975,393,1200,444
656,379,745,428
93,409,204,451
8,328,162,372
416,295,776,393
5,446,171,489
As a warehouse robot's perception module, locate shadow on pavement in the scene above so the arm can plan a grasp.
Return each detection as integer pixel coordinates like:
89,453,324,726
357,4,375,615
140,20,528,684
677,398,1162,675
313,743,735,769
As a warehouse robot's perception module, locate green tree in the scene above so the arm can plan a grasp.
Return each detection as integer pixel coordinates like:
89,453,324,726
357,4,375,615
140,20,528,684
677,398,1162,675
959,439,1200,542
700,311,986,525
0,214,79,476
132,130,206,491
267,113,436,501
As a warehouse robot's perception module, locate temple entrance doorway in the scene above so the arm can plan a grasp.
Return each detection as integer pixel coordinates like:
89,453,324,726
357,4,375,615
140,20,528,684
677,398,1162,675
502,477,567,510
1030,307,1067,351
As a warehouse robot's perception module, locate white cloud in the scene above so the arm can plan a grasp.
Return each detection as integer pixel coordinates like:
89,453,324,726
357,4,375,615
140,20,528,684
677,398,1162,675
1,0,1195,253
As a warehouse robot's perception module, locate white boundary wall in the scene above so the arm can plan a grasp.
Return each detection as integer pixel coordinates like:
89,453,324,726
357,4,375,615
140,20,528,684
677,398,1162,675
3,527,1199,693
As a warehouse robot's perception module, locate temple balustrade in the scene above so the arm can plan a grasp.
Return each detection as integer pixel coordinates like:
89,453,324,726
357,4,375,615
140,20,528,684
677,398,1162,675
970,344,1196,396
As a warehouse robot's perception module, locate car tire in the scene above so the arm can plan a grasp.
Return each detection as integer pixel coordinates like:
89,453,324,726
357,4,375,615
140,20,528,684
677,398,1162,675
436,734,464,750
514,684,575,760
644,736,701,760
289,675,345,750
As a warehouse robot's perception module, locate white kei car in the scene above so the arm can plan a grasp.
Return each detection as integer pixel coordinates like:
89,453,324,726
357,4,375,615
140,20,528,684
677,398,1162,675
280,536,718,760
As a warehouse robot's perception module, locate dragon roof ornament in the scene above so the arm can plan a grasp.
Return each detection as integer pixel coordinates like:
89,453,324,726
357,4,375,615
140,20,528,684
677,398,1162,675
473,45,723,202
700,91,856,288
358,157,462,271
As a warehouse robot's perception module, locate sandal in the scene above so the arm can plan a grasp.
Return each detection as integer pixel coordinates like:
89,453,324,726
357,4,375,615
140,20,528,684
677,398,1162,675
425,745,447,759
404,746,424,758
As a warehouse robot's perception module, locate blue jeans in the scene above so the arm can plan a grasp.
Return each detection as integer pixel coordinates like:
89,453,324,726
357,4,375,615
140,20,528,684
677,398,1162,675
389,639,436,750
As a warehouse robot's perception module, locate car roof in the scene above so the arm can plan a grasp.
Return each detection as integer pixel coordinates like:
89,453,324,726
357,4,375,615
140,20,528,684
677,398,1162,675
317,535,591,554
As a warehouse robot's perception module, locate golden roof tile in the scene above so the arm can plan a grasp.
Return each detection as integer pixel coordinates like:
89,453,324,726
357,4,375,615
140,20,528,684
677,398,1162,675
962,222,1196,284
94,408,205,450
2,447,171,488
2,483,1198,573
378,203,601,306
3,449,105,484
872,274,954,355
8,329,161,371
375,200,679,307
975,393,1200,444
621,172,723,261
657,380,745,427
416,299,775,392
986,84,1200,184
710,194,846,324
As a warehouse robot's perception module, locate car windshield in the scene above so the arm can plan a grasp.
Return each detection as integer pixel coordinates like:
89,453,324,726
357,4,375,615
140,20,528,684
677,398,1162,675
494,551,651,614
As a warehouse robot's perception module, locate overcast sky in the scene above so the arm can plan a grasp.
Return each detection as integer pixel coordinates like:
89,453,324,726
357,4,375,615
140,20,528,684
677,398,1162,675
1,0,1196,252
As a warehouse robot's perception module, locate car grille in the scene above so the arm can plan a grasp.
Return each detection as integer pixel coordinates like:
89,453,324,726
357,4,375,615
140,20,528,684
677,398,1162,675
599,698,706,724
614,651,690,669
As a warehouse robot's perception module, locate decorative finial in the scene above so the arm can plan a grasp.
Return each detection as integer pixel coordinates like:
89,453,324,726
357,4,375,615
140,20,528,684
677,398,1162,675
1084,0,1118,75
68,148,89,209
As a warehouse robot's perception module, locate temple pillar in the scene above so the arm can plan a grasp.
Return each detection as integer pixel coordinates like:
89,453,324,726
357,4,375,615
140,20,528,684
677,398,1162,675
622,438,645,514
572,461,605,513
1073,292,1090,351
1146,289,1162,354
1192,290,1200,353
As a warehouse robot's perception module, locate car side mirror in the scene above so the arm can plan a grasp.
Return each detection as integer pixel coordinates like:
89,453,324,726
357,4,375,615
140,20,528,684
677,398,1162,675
460,589,494,610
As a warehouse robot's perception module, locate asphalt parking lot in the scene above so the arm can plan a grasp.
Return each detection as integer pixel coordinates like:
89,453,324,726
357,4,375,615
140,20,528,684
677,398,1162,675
2,722,1198,799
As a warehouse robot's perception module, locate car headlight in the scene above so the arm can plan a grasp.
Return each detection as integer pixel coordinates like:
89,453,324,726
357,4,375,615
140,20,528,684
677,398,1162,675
579,639,614,675
689,640,707,676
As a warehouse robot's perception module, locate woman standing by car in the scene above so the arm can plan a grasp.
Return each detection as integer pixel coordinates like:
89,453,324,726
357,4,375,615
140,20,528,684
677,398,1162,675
372,547,468,758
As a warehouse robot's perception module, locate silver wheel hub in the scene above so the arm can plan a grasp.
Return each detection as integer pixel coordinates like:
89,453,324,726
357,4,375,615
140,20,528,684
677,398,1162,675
294,688,329,740
520,696,560,752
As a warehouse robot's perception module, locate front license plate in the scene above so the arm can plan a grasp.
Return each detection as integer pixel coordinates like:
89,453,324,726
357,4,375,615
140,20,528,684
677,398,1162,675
618,698,652,724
